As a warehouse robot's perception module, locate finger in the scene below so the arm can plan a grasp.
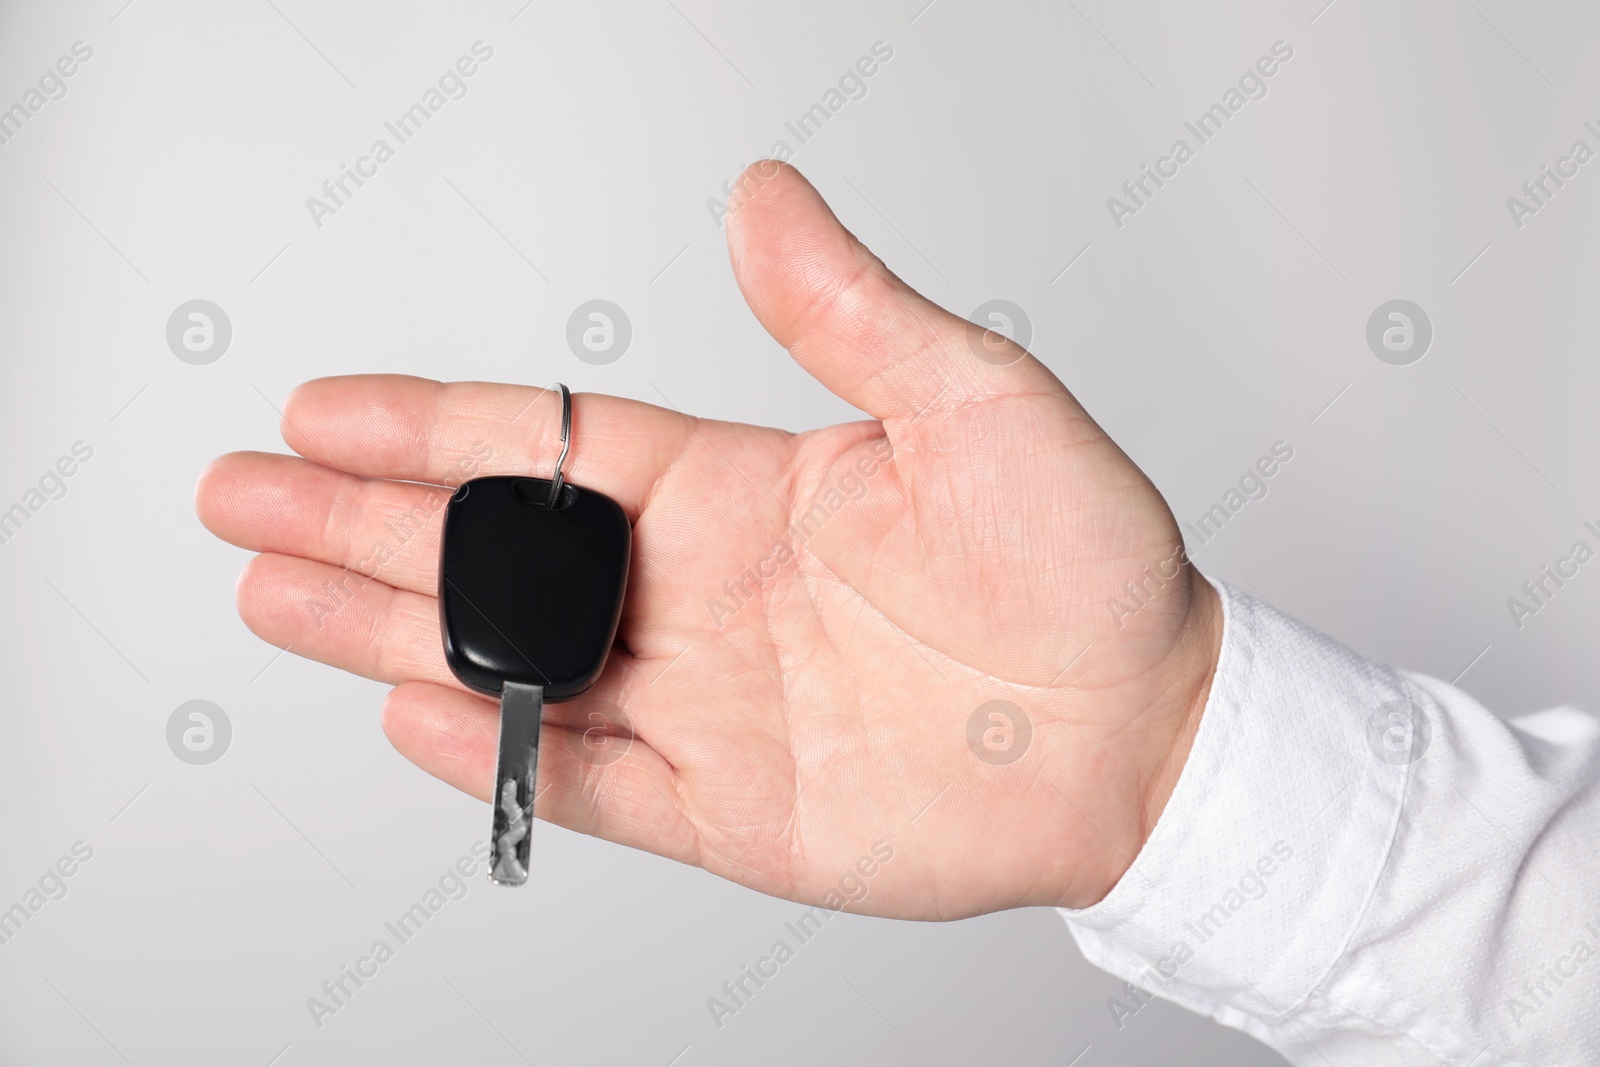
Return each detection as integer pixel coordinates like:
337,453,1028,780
380,681,702,869
236,552,460,689
235,552,662,727
198,451,450,597
724,161,1063,424
278,376,693,521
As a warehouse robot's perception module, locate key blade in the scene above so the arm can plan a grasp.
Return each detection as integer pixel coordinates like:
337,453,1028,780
488,681,542,887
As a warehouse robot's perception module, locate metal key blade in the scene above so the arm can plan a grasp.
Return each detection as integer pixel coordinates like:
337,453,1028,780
488,681,542,886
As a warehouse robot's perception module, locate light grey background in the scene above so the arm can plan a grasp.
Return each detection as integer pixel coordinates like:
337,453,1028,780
1,0,1595,1063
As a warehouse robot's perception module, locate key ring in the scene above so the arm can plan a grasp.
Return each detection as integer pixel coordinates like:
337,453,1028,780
548,383,572,508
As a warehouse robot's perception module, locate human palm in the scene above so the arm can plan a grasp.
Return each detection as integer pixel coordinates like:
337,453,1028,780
197,163,1220,919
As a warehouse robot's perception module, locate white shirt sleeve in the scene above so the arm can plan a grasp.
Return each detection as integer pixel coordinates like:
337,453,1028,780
1060,577,1600,1066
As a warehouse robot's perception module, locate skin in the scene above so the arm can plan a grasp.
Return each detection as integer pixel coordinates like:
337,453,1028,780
195,162,1222,920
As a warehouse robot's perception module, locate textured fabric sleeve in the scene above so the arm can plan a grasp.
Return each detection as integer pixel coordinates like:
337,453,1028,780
1059,576,1600,1066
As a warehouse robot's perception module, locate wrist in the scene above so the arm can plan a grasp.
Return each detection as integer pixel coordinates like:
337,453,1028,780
1062,566,1224,909
1137,568,1223,848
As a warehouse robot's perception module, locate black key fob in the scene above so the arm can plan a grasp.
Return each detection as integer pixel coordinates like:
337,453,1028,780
439,474,630,702
438,385,632,887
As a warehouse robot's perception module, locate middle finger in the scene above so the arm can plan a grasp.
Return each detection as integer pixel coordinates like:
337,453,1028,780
200,450,450,597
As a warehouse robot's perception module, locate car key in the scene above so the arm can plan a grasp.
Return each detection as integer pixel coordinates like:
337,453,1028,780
437,384,631,886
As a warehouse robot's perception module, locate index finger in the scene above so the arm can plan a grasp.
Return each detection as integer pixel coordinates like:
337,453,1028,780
278,375,694,520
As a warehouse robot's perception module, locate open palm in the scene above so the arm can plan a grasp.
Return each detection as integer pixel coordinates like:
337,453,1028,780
197,163,1219,920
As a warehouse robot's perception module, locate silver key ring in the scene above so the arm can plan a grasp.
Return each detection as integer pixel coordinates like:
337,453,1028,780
548,382,571,507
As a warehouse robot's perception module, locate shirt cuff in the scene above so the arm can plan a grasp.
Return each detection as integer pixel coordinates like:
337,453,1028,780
1059,575,1413,1039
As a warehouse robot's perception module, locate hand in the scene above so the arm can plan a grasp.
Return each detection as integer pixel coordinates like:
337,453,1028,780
195,162,1221,919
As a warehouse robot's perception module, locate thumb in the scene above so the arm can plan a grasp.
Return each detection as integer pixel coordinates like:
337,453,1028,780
724,161,1063,425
